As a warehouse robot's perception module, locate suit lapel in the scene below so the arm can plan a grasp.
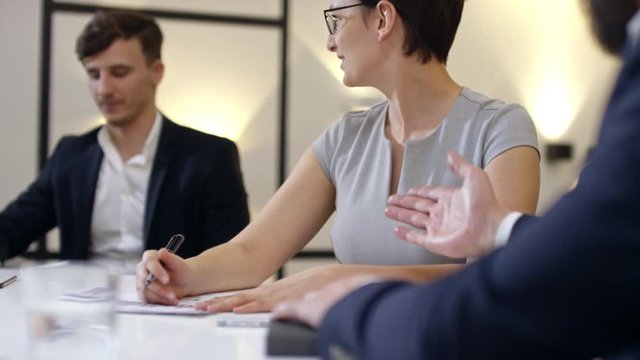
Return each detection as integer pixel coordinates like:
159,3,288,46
144,117,175,244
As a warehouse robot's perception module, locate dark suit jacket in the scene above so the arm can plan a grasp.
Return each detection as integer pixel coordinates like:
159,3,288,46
318,41,640,360
0,116,249,261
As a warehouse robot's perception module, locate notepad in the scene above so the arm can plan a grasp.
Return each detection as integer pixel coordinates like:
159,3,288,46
61,287,272,322
117,291,209,315
62,286,232,315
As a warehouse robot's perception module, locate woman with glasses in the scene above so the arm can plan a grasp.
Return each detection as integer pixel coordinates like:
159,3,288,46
136,0,540,313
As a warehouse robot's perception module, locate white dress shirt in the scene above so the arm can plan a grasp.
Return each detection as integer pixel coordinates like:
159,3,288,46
494,211,523,249
90,113,162,274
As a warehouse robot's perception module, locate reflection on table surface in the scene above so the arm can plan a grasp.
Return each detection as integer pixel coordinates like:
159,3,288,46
0,269,317,360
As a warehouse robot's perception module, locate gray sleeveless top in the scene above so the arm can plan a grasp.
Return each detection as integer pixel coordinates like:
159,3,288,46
313,88,539,265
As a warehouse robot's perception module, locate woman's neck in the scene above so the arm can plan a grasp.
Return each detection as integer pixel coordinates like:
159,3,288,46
382,61,462,145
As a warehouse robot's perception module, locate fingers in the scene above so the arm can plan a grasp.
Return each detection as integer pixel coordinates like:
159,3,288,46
271,301,303,321
136,251,160,295
396,223,458,256
395,226,457,257
194,295,236,312
138,250,170,286
135,277,178,305
397,184,456,205
393,225,412,240
394,226,430,245
385,205,431,228
274,276,380,328
136,264,177,305
387,193,436,212
233,299,273,313
403,228,435,248
194,290,273,314
386,193,438,230
271,298,316,327
156,249,184,282
135,250,181,305
140,282,179,305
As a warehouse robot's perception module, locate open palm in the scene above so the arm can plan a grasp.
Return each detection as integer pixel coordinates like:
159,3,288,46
385,152,508,258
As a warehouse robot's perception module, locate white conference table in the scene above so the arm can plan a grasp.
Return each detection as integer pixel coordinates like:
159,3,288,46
0,269,318,360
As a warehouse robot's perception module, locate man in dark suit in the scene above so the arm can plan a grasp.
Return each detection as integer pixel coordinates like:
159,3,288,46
0,10,249,271
273,0,640,358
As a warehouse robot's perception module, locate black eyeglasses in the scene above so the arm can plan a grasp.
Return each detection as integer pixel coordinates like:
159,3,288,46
323,3,367,35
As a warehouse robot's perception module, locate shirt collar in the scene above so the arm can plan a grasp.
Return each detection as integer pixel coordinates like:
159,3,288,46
142,112,163,161
97,111,163,166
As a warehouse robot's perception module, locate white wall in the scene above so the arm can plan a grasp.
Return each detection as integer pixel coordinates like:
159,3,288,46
0,0,40,207
449,0,620,211
0,0,623,263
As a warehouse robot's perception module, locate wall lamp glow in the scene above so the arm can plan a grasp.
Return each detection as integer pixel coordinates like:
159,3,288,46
546,143,573,162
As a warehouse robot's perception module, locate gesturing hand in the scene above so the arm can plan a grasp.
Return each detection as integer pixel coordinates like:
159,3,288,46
385,152,509,258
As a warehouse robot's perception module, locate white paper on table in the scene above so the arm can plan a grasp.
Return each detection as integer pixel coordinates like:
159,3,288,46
62,287,235,315
117,292,272,326
117,291,211,315
62,287,272,325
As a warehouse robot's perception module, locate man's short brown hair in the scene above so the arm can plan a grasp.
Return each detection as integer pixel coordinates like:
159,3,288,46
76,10,163,63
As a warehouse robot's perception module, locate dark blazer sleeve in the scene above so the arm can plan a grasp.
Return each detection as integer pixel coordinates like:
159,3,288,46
0,141,64,260
198,139,250,249
317,43,640,360
320,199,640,360
146,121,250,258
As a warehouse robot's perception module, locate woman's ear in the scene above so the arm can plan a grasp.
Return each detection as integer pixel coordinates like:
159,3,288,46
376,0,399,41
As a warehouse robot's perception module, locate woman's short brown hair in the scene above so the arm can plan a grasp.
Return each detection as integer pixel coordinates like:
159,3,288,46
361,0,465,64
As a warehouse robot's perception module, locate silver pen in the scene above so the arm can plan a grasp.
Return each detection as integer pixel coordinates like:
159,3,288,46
144,234,185,288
